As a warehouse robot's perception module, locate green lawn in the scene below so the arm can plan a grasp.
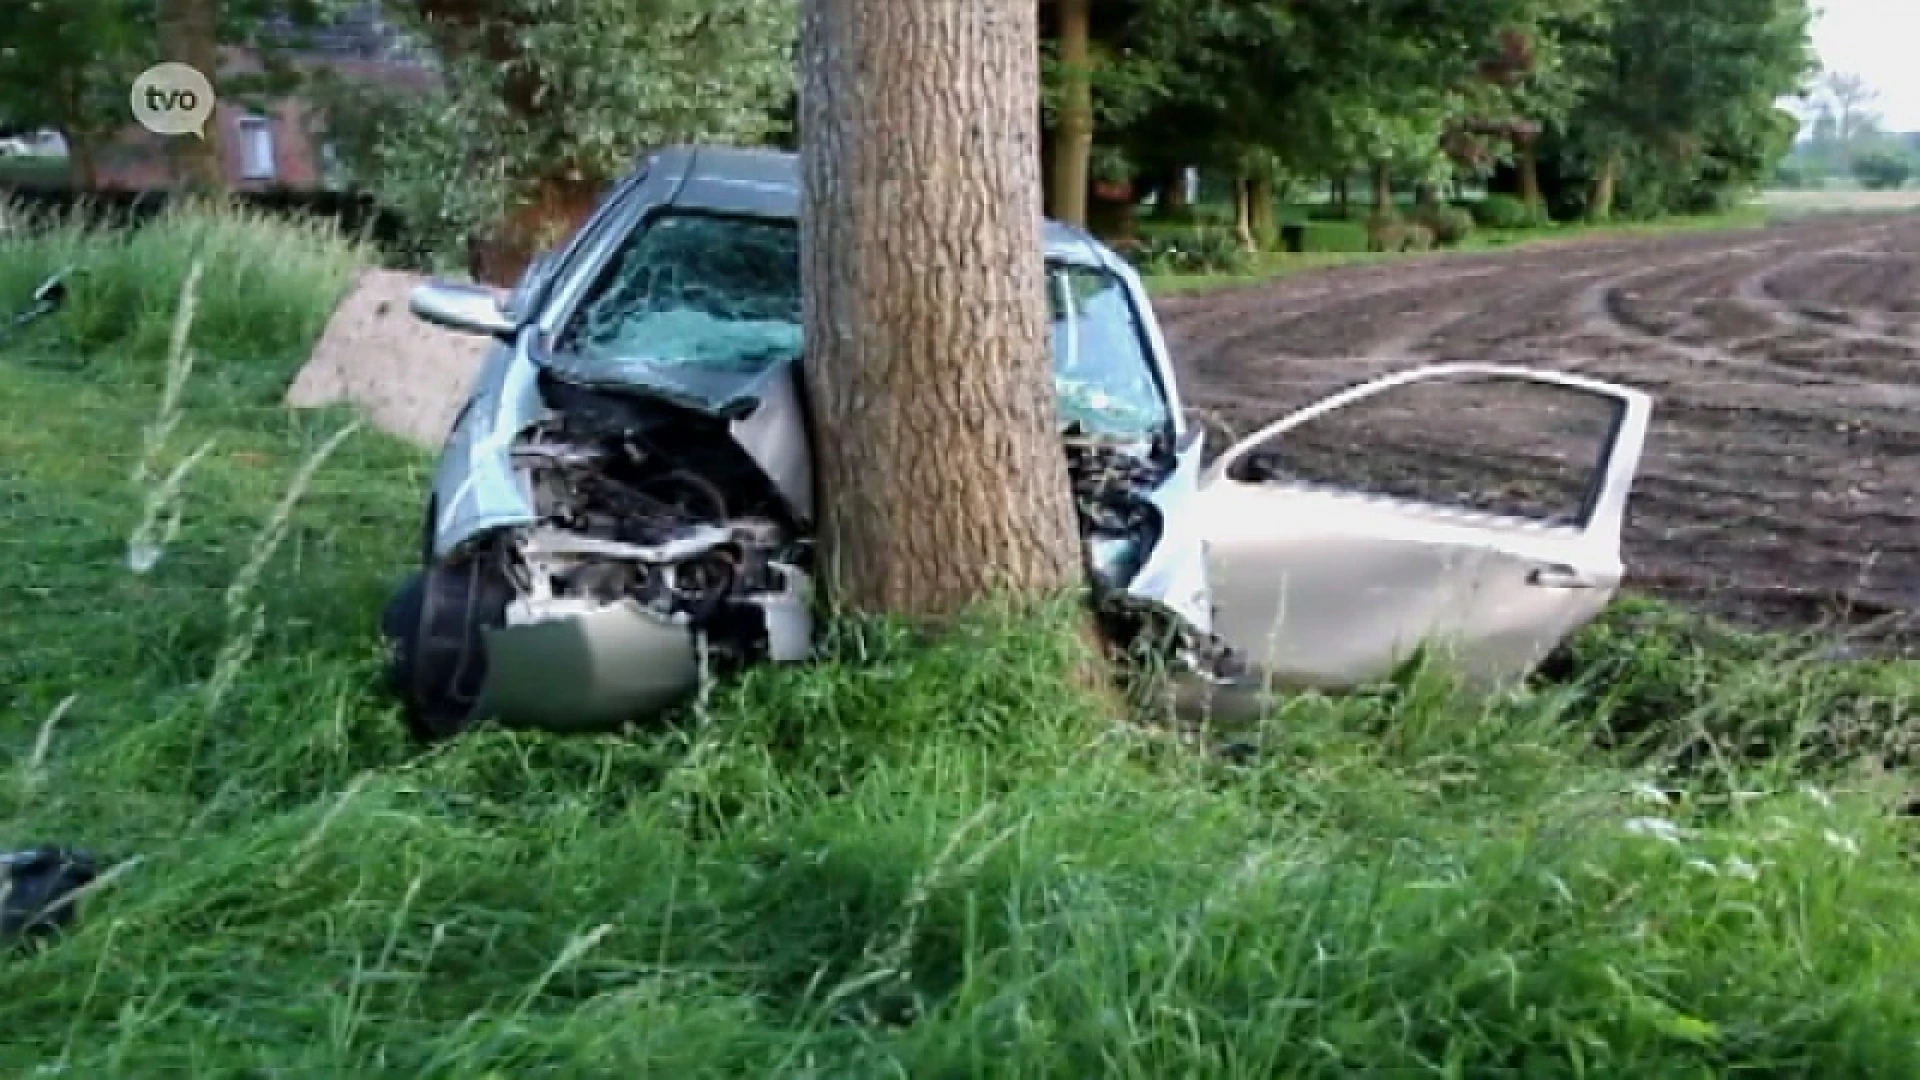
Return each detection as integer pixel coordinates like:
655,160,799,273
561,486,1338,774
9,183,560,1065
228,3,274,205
2,205,1919,1076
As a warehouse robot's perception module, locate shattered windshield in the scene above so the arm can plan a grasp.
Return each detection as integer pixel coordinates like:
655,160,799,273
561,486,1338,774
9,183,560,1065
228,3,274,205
1048,264,1170,439
552,212,803,404
550,211,1170,436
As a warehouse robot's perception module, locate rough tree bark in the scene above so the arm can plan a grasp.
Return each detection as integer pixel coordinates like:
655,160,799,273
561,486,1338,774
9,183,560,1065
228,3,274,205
1516,138,1543,211
1153,165,1190,219
1370,164,1393,212
1247,175,1276,249
63,131,100,190
798,0,1085,620
1587,148,1620,222
54,67,100,191
156,0,227,193
1048,0,1094,228
1230,174,1256,251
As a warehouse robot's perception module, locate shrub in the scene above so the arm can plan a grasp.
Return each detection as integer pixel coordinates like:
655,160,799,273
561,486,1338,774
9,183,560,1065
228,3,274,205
1418,205,1476,247
1130,226,1253,276
1469,193,1550,230
1770,161,1824,190
1364,208,1438,252
1850,149,1914,191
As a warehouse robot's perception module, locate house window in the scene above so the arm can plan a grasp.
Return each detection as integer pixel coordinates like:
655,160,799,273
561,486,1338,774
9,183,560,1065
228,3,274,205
238,117,276,181
319,140,346,190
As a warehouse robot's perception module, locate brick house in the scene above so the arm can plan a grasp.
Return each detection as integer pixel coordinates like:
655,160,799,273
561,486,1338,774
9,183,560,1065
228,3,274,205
93,5,435,193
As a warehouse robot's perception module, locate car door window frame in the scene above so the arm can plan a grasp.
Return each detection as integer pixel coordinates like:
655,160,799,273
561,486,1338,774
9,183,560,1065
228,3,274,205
1204,363,1653,543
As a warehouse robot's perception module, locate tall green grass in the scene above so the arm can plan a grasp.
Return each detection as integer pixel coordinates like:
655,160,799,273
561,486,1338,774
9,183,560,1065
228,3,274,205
1,205,1919,1077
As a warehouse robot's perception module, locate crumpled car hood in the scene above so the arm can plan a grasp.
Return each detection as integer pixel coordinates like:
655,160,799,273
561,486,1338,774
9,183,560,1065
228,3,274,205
534,335,794,423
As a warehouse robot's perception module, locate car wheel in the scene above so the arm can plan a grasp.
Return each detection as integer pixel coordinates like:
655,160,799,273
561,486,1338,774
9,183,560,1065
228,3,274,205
380,556,513,743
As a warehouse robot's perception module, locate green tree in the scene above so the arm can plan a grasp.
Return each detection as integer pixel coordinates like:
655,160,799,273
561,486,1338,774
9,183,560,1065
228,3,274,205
1852,148,1914,190
0,0,336,191
0,0,146,190
1038,0,1167,227
329,0,796,281
1563,0,1814,220
1113,0,1586,236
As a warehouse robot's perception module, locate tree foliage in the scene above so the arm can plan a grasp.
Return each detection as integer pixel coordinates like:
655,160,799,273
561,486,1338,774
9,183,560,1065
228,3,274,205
1039,0,1815,231
1852,149,1915,191
1556,0,1813,218
0,0,342,189
0,0,148,186
1,0,1824,246
317,0,796,274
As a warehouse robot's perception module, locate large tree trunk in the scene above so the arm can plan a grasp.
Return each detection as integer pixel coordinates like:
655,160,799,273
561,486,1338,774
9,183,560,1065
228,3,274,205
64,130,100,191
1153,165,1190,219
1587,148,1620,222
1048,0,1094,228
1516,138,1543,210
1232,174,1255,251
1371,163,1393,212
1247,174,1276,249
798,0,1085,619
156,0,226,193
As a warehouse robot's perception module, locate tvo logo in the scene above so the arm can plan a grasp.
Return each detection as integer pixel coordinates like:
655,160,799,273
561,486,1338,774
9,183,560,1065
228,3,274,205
130,63,216,138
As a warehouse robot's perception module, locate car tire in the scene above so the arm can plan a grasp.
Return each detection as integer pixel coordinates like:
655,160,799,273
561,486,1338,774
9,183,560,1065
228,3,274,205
381,555,513,743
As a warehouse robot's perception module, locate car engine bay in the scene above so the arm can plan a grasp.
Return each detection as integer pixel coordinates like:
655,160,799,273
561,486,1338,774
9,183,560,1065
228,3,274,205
499,379,815,675
1063,433,1168,595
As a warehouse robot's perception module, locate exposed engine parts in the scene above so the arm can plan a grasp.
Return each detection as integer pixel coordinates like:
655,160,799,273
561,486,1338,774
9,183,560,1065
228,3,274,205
501,382,815,676
1064,435,1167,593
1064,435,1244,688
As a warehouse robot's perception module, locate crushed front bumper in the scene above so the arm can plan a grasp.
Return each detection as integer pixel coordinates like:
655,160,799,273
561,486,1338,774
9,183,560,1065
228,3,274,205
478,598,703,734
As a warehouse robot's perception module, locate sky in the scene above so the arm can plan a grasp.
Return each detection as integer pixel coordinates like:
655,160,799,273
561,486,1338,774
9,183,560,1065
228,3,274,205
1810,0,1920,131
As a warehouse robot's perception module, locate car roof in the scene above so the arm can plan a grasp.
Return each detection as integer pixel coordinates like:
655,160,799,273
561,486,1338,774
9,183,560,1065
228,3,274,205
648,143,1117,270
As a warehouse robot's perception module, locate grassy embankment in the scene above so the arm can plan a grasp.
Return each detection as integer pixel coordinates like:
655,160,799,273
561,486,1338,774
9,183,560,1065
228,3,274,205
1,204,1918,1076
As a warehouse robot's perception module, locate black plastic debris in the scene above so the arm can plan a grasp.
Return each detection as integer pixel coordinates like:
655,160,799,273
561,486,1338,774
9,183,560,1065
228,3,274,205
0,267,77,345
1,847,99,942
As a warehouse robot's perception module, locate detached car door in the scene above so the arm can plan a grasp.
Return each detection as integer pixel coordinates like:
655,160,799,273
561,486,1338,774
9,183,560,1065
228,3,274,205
1195,363,1653,691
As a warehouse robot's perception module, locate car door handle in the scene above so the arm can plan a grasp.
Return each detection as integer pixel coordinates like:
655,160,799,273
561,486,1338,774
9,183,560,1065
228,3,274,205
1527,564,1598,589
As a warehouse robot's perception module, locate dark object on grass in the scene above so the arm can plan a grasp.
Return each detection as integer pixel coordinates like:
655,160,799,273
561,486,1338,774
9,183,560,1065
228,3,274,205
1,846,99,941
0,267,76,344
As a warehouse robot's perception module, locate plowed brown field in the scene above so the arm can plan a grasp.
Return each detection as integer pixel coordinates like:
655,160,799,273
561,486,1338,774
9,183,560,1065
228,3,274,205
1156,213,1920,651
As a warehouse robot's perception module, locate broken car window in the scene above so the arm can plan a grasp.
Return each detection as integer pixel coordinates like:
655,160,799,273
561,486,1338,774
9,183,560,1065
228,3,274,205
1050,265,1171,439
550,211,1171,436
554,213,805,398
1241,373,1622,526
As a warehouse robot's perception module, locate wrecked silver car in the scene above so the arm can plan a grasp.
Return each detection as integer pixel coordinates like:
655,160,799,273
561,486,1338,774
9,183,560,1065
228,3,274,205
382,144,1656,739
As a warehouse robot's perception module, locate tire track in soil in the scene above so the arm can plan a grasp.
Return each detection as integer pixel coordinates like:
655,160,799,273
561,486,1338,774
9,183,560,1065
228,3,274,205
1160,214,1920,650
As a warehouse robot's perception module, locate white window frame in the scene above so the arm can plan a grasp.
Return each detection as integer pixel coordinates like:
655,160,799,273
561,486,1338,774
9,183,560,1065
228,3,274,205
237,116,277,181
